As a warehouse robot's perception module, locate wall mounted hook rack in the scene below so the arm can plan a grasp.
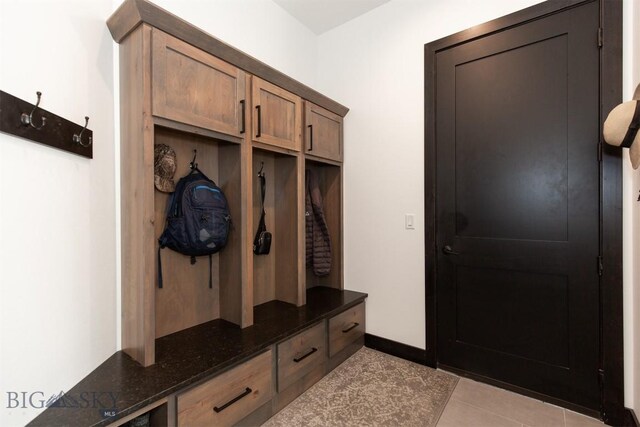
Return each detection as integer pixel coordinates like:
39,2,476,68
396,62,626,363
0,90,93,158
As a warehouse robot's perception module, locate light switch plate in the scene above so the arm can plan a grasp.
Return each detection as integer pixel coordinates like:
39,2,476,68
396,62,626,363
405,214,415,230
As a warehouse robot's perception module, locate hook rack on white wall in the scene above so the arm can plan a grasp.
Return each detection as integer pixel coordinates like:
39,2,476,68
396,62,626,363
0,90,93,158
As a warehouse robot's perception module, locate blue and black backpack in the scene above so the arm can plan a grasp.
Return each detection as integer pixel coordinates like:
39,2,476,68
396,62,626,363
158,164,231,289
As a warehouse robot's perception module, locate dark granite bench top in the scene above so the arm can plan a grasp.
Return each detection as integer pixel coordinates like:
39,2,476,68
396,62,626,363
28,287,367,427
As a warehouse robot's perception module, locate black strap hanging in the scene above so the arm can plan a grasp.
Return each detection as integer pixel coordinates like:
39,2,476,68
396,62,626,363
253,162,272,255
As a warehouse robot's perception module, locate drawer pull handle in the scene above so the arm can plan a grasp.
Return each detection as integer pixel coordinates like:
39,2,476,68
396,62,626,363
293,347,318,363
342,322,359,333
213,387,252,413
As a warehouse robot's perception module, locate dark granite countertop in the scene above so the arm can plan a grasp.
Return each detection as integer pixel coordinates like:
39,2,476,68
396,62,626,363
28,287,367,427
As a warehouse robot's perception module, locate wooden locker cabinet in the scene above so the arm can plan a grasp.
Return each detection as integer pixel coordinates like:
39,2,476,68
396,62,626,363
109,0,352,369
252,77,302,151
305,102,343,162
152,29,247,137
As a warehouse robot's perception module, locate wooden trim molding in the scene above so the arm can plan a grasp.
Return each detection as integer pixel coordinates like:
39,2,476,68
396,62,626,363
107,0,349,118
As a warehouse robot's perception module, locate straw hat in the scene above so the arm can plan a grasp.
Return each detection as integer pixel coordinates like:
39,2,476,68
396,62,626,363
603,84,640,169
154,144,177,192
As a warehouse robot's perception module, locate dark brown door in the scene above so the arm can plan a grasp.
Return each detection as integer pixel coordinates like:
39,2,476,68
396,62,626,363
435,1,600,410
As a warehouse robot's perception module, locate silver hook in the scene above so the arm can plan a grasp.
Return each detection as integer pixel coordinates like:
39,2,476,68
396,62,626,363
20,91,46,130
73,116,92,147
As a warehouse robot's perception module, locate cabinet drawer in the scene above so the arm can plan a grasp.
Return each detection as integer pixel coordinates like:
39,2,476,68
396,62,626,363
305,102,343,162
152,29,247,137
329,303,365,357
177,350,272,427
277,322,325,391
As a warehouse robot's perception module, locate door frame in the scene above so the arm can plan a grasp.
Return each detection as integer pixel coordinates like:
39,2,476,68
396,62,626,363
424,0,624,423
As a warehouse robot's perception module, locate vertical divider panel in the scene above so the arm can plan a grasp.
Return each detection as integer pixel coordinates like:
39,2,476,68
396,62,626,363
120,24,156,367
274,154,300,305
296,152,306,306
218,142,243,326
239,74,254,327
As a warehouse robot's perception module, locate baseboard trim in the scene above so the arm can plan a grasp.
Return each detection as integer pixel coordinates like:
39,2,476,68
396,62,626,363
364,334,427,365
624,408,639,427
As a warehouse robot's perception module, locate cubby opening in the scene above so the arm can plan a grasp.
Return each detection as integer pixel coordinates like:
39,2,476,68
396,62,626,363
252,148,301,307
305,159,342,290
154,126,243,338
116,401,168,427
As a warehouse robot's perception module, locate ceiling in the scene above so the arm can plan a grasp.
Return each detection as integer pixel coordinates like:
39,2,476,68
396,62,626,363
272,0,391,35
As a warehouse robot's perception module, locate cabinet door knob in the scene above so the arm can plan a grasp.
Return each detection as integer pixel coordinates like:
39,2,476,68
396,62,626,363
308,124,313,151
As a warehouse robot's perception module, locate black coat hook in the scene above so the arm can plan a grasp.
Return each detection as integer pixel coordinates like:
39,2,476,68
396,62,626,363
190,149,198,170
73,116,92,147
20,91,46,130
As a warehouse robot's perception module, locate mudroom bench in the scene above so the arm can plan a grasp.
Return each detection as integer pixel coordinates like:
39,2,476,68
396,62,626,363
29,287,367,427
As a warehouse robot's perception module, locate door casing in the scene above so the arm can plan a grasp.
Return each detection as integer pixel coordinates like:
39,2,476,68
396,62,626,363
424,0,624,423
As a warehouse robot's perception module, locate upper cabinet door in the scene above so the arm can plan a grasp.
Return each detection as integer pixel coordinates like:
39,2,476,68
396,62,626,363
152,30,246,137
304,102,343,162
252,77,302,151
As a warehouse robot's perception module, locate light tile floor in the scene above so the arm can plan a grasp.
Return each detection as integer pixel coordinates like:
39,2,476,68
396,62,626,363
437,378,604,427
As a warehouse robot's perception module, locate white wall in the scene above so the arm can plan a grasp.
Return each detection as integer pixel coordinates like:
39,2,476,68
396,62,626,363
0,1,117,426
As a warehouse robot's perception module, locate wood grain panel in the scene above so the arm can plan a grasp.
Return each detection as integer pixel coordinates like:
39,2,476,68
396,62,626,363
239,73,254,327
305,161,343,290
177,350,273,427
277,322,325,391
120,24,156,367
274,363,325,413
154,129,222,338
251,149,300,306
218,142,243,326
329,303,365,357
252,77,302,151
274,154,299,305
304,102,343,162
107,0,349,117
152,29,246,137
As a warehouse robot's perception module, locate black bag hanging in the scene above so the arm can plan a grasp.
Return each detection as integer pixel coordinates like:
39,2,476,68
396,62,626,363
253,162,272,255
